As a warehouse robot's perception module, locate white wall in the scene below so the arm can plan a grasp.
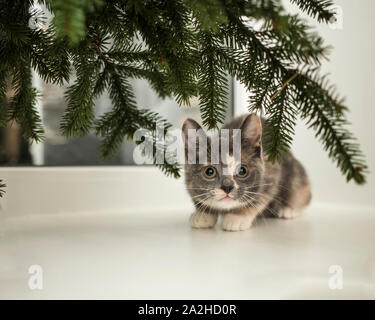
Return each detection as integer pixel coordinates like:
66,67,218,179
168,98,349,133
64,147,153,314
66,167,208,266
234,0,375,209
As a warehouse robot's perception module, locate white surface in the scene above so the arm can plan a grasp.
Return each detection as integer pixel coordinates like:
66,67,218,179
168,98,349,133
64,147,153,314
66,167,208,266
1,208,375,300
234,0,375,208
0,167,193,218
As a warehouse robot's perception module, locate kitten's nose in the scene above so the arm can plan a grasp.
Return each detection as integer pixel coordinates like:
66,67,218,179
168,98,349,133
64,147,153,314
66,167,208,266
221,185,234,194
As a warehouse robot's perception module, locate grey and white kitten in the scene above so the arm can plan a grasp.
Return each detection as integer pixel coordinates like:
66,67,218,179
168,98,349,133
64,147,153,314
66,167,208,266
182,114,311,232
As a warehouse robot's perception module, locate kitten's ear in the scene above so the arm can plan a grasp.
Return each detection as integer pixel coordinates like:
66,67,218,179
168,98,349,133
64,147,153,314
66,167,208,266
182,118,202,134
182,118,207,159
240,114,262,147
182,118,206,144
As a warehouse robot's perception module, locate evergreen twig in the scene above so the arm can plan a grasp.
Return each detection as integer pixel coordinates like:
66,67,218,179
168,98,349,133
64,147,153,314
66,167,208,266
0,180,6,198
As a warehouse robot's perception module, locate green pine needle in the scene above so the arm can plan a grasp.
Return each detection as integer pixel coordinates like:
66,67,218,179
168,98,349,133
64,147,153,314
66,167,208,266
0,180,6,198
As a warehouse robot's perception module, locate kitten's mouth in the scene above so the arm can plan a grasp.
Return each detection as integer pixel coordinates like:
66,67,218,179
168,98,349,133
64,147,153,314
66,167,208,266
221,195,233,201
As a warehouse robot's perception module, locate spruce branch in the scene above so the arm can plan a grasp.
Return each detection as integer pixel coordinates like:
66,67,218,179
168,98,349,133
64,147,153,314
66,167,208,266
44,0,103,44
29,27,71,85
184,0,228,32
106,47,171,98
95,68,139,158
225,6,366,183
94,62,180,177
0,63,10,126
7,60,44,142
263,87,296,163
269,72,299,101
127,0,198,105
291,70,367,184
0,180,6,198
258,15,331,65
60,53,100,137
198,32,228,129
289,0,335,23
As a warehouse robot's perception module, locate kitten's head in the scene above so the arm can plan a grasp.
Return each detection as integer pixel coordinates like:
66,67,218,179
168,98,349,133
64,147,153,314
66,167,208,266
182,114,265,211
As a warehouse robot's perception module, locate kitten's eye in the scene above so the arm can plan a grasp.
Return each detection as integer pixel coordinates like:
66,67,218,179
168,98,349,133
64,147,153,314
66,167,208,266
237,166,248,178
203,166,217,178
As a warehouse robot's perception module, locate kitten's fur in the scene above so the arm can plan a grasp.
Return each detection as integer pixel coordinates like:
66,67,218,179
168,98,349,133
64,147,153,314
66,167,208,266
182,114,311,231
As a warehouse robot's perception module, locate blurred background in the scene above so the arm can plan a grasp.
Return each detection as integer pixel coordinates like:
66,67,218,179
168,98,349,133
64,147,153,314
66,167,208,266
0,76,233,166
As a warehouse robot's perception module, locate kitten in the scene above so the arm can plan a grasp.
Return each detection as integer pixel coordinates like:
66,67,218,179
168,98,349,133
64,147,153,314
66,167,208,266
182,114,311,231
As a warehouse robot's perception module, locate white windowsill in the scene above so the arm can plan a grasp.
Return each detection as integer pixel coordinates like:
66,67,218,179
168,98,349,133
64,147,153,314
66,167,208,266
1,166,374,218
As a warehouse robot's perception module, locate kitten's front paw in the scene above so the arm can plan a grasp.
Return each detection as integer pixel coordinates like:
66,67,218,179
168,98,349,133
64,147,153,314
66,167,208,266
190,212,218,229
222,213,253,232
278,208,301,219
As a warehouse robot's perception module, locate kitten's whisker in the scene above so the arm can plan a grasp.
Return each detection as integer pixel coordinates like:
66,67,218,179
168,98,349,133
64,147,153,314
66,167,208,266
245,183,291,192
242,189,287,208
243,183,291,193
240,193,281,218
195,199,214,214
191,193,212,200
